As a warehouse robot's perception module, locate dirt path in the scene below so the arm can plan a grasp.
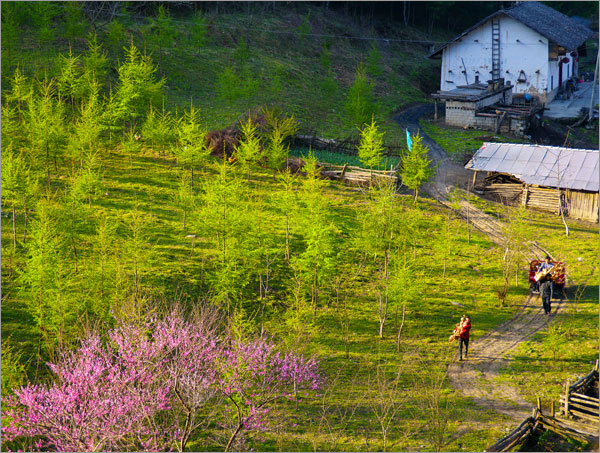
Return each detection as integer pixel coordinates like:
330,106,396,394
393,105,563,420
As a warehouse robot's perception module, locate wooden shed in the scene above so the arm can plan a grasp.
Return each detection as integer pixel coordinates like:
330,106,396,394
466,143,599,222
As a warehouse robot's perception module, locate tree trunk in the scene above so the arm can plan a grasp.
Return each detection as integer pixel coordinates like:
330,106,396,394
396,305,406,353
12,201,17,250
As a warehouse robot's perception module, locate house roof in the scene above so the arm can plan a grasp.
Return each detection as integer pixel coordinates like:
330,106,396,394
429,2,594,58
465,143,599,192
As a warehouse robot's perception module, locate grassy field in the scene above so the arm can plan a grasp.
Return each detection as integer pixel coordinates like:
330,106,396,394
3,142,597,450
2,3,598,451
418,118,528,164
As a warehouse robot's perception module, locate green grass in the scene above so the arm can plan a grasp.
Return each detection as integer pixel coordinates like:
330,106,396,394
418,118,528,163
2,144,530,451
2,4,598,451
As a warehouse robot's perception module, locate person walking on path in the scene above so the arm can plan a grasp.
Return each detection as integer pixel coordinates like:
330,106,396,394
537,255,554,315
458,316,471,361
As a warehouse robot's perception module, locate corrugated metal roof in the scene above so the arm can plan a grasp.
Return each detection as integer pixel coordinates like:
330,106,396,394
429,1,594,58
465,143,599,192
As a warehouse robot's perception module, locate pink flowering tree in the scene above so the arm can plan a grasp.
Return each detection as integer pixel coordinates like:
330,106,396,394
2,307,321,452
220,339,321,451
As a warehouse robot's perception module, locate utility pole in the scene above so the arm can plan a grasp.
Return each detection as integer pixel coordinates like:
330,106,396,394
587,48,599,124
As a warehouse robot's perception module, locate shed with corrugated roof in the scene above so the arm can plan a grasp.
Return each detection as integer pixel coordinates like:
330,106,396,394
465,143,599,222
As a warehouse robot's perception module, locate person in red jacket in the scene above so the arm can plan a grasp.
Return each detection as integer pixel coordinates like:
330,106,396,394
458,316,471,361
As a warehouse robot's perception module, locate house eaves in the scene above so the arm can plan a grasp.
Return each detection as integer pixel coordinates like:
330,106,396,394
429,2,594,59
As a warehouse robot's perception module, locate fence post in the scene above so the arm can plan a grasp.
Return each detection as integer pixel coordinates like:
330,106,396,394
564,380,570,416
537,397,541,413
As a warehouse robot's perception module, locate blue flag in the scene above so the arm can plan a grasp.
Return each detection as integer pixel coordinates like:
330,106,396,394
406,129,413,152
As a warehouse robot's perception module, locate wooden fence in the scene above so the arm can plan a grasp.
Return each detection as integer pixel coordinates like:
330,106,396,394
486,409,540,452
486,361,599,452
560,360,599,425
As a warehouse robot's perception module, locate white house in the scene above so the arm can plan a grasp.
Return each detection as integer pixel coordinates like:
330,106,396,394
429,2,594,104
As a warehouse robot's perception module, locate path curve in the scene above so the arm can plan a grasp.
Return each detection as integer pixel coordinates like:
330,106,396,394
393,105,564,420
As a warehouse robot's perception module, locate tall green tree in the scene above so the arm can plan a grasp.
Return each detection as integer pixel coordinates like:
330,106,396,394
234,116,263,181
194,161,251,311
295,152,338,320
345,63,378,128
175,104,209,186
354,178,400,338
25,78,67,186
142,103,176,157
81,32,108,96
148,4,176,70
357,117,384,172
366,42,383,77
62,1,87,40
399,133,436,204
56,47,82,107
263,108,298,173
114,41,165,128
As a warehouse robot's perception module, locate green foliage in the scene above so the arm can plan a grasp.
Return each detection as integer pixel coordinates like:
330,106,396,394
25,78,68,178
263,108,299,172
70,151,103,207
19,198,82,348
62,1,87,40
234,36,250,71
296,12,311,40
114,41,165,127
148,4,176,66
56,47,82,105
81,32,109,95
366,42,383,77
190,10,209,47
142,104,176,155
345,63,378,128
1,339,28,396
105,20,126,55
294,152,338,318
234,116,263,176
194,161,252,310
175,104,209,184
32,2,58,47
399,133,436,204
1,2,20,68
357,117,385,170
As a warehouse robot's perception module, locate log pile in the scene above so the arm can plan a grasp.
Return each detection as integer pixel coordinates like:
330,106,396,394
319,164,397,185
524,187,560,214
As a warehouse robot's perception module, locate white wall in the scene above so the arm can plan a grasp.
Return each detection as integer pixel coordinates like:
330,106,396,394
440,14,552,101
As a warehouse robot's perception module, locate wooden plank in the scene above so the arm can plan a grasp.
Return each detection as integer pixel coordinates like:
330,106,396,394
571,393,599,405
560,396,599,409
538,416,597,442
569,407,600,423
561,400,600,414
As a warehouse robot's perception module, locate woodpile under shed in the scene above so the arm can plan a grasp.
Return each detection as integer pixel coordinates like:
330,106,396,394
466,143,599,222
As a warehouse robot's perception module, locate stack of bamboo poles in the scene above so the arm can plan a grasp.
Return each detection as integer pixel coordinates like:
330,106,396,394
319,163,397,185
